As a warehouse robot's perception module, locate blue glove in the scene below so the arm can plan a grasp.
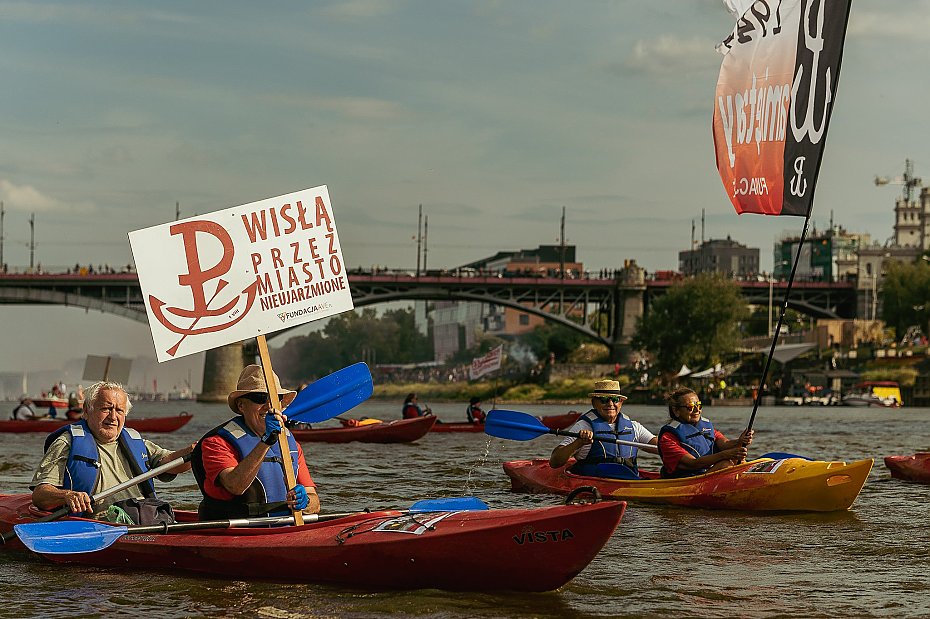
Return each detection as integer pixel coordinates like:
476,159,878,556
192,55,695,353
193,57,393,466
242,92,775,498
292,484,309,510
261,413,282,445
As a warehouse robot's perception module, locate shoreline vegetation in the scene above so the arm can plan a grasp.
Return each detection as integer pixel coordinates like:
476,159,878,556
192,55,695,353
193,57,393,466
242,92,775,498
372,377,612,405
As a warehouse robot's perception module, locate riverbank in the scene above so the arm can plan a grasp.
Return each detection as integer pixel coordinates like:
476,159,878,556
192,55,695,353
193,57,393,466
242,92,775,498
372,377,600,404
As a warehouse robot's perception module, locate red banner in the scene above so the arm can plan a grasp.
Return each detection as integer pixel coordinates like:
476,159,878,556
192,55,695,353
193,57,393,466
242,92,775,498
713,0,852,217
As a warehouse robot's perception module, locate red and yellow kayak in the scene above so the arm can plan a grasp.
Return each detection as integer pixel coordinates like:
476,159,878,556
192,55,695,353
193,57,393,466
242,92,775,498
503,456,872,512
884,452,930,483
0,412,193,434
0,494,625,592
289,415,435,443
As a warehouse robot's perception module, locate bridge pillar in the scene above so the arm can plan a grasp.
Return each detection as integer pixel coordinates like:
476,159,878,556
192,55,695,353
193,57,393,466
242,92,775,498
610,261,647,362
198,342,248,403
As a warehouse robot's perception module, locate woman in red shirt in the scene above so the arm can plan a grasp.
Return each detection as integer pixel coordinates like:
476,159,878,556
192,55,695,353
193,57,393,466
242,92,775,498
657,387,753,478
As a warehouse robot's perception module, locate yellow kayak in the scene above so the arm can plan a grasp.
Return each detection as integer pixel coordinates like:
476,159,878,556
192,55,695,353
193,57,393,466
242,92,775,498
503,456,873,512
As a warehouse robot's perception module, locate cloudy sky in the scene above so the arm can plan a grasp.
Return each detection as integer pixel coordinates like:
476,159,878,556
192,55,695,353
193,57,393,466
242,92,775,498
1,1,926,386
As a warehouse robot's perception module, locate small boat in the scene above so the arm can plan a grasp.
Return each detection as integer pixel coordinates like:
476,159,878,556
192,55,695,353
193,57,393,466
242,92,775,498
0,494,625,592
289,415,435,443
0,412,193,434
30,397,70,410
430,412,582,434
502,456,873,512
841,381,903,407
884,452,930,484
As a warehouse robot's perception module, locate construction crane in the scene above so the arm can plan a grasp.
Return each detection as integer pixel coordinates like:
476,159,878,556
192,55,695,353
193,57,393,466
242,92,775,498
875,159,923,203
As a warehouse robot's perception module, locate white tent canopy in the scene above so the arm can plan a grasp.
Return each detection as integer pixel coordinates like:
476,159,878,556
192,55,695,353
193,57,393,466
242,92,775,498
756,343,817,364
676,365,692,377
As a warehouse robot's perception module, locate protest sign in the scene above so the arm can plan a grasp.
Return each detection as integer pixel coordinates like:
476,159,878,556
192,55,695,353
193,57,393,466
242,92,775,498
129,186,354,361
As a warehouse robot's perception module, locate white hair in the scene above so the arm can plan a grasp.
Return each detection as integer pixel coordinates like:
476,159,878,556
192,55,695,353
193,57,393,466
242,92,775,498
83,381,133,414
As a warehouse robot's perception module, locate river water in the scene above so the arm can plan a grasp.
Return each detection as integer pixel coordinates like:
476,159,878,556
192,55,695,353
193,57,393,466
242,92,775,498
1,400,927,618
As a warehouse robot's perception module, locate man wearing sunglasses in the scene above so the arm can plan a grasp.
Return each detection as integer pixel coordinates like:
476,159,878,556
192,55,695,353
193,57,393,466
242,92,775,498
657,387,753,478
549,379,658,479
192,365,320,520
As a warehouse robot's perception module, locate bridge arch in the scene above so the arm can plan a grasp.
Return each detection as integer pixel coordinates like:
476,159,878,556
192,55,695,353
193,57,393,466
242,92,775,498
356,289,610,345
0,287,147,324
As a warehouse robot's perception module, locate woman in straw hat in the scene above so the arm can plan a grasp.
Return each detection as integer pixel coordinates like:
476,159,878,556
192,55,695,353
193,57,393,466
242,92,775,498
657,387,753,478
549,379,658,479
191,365,320,520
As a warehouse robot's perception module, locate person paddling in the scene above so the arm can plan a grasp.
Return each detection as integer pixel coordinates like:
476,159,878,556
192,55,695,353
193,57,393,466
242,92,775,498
11,396,43,421
549,380,658,479
30,382,192,518
402,393,432,419
466,397,486,424
657,387,753,478
191,365,320,520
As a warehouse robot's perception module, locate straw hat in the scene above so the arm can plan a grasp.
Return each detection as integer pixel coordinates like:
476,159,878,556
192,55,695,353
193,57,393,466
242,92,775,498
227,364,297,413
588,379,628,400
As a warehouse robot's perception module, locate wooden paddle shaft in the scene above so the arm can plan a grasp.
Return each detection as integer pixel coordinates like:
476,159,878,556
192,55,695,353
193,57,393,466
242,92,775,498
257,335,304,526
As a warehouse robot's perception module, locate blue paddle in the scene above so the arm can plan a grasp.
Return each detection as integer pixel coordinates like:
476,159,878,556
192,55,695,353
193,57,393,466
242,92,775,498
484,409,652,449
285,362,373,423
15,496,491,554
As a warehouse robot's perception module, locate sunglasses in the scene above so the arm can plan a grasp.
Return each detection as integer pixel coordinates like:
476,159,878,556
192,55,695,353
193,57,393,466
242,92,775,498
679,401,702,412
595,396,623,404
241,392,270,405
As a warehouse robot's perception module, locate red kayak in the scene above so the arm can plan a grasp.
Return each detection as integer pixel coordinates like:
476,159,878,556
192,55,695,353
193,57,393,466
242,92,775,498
0,413,193,434
0,494,625,592
539,412,582,430
884,453,930,483
431,412,582,433
290,415,435,443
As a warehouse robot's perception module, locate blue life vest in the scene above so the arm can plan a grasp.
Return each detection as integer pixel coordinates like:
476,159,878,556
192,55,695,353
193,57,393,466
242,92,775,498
44,420,155,510
658,417,717,478
192,417,302,520
569,410,640,479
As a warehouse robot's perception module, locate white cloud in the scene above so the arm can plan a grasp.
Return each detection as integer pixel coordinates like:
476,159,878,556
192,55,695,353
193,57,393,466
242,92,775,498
620,35,720,76
0,179,60,212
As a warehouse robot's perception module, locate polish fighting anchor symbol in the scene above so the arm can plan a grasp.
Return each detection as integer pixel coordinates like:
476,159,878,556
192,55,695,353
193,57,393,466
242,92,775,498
147,219,258,357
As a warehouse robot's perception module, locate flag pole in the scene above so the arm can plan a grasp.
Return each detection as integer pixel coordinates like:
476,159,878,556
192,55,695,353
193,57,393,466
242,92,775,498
746,214,812,431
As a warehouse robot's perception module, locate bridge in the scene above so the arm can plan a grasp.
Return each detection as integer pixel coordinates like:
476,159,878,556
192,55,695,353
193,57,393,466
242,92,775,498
0,269,860,396
0,269,859,350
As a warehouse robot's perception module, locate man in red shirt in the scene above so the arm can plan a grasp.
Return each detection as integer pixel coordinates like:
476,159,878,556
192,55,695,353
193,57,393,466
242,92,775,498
192,365,320,520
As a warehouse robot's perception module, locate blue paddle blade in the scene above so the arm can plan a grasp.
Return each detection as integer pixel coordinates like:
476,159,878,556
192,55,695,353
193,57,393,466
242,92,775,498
14,521,128,555
409,497,490,512
760,452,813,461
484,409,550,441
286,363,373,423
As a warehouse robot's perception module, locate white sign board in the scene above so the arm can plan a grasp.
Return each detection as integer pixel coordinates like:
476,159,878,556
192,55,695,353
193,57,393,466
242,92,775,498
129,186,354,362
470,345,503,380
83,355,133,384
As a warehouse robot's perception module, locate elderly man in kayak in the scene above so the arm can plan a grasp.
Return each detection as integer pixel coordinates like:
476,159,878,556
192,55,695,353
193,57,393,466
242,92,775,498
30,381,193,517
192,365,320,520
549,380,658,479
657,387,753,478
